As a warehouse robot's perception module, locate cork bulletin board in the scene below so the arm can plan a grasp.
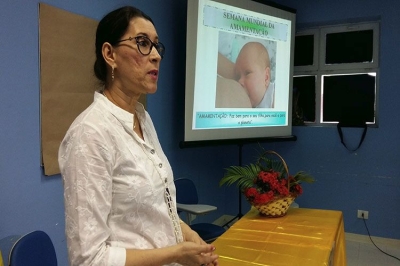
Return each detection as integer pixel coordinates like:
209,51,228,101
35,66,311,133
39,3,147,176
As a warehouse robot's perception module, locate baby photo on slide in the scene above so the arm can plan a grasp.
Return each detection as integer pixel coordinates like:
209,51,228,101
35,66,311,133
216,31,277,109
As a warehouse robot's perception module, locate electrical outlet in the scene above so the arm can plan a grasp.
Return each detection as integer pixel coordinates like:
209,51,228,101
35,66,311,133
357,210,369,219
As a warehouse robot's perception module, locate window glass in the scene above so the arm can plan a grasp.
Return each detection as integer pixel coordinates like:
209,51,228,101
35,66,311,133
294,35,314,66
325,30,374,64
293,76,316,124
322,73,375,123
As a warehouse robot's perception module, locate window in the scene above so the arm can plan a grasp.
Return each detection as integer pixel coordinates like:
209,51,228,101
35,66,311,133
292,21,379,127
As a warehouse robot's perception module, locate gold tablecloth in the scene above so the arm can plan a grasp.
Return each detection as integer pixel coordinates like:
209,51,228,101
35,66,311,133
0,250,4,266
213,208,346,266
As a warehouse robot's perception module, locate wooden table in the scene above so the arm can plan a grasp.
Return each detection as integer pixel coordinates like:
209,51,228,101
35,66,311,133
212,208,346,265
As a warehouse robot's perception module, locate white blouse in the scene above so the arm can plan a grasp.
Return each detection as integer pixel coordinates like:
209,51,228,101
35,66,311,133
59,92,183,266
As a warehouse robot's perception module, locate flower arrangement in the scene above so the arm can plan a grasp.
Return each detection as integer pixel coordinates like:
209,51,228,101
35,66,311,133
220,149,314,216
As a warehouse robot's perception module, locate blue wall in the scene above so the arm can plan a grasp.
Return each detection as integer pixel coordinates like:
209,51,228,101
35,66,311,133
0,0,399,265
274,0,400,238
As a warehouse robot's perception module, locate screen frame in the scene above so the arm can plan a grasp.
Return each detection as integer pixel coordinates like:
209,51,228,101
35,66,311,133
182,0,297,146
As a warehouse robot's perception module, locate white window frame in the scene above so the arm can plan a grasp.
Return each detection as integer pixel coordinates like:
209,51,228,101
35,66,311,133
320,22,380,71
293,21,380,127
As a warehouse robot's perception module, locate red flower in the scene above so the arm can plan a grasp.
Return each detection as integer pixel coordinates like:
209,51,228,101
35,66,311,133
258,171,280,184
291,184,303,195
253,191,274,205
245,169,301,205
244,187,259,198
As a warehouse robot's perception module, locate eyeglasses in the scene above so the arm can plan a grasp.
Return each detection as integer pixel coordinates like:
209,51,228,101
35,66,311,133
115,36,165,59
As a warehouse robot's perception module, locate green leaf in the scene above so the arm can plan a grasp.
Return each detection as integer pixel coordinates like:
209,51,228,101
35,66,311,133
293,171,315,183
256,150,288,176
220,147,315,193
219,164,261,190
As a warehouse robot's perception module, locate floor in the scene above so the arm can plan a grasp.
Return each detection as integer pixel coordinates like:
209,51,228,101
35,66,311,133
346,233,400,266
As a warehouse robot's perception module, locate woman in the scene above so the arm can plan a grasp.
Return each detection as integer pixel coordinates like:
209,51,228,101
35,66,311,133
59,6,219,266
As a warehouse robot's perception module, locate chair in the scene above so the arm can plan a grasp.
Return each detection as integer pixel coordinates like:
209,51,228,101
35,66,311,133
174,178,226,243
0,235,20,266
9,231,57,266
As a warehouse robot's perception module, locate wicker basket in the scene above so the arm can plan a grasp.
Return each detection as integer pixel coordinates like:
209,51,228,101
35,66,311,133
251,150,295,218
253,195,295,217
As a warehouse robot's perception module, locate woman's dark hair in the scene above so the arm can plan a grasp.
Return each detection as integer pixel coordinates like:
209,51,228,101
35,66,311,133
93,6,154,85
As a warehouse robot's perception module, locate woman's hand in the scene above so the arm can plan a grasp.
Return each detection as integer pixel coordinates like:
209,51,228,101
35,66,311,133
175,242,219,266
180,221,219,265
180,221,206,245
125,241,218,266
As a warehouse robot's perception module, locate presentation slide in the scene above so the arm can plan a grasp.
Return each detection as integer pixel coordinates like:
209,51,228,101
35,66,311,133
192,0,292,131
